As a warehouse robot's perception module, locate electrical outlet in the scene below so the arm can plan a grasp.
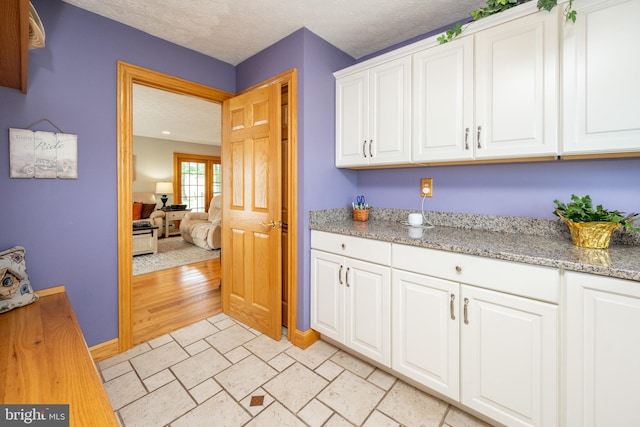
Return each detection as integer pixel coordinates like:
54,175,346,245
420,178,433,197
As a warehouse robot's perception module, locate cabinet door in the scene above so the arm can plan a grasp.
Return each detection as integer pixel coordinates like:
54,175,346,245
474,9,558,159
412,37,474,162
562,0,640,154
461,285,558,427
368,57,412,165
566,271,640,427
310,250,344,342
344,258,391,366
336,70,369,167
392,270,460,399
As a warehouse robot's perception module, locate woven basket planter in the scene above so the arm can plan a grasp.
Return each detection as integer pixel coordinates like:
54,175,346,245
353,209,369,222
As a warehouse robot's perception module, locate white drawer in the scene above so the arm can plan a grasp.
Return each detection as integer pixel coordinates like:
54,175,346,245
311,231,391,266
393,244,559,304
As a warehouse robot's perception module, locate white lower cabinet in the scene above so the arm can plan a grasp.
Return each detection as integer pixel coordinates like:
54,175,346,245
565,271,640,427
312,232,561,426
461,285,558,427
310,232,392,366
392,244,559,427
392,270,460,399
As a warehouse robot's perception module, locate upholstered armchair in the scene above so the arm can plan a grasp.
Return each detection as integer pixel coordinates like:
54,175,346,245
133,192,165,236
180,195,221,250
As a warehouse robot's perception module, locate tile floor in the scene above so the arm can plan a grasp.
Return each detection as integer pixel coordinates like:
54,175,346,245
98,313,493,427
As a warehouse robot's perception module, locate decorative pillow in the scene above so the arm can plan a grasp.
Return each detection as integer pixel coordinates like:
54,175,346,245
133,202,143,220
140,203,156,219
0,246,38,314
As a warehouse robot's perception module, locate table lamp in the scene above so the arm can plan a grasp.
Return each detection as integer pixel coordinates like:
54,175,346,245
155,181,173,208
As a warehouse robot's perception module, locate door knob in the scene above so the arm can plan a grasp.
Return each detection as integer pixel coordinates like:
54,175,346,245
259,220,278,229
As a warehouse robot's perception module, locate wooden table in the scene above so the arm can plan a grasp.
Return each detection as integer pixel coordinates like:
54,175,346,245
0,286,118,426
162,209,190,237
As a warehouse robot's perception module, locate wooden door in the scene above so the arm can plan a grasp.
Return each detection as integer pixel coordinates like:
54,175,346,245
221,84,282,340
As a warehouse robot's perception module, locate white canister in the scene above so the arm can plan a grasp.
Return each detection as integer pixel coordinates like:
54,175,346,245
408,213,423,226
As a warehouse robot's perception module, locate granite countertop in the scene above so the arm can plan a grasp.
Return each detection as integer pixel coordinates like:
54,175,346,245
309,208,640,283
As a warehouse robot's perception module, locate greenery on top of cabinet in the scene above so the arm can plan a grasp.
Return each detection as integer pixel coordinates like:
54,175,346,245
438,0,576,44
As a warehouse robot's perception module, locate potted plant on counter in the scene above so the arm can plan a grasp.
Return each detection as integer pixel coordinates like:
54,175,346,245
553,195,640,249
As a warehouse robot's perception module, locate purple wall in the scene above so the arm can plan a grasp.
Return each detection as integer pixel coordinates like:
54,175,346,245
358,159,640,217
236,29,355,331
3,1,637,347
0,0,235,346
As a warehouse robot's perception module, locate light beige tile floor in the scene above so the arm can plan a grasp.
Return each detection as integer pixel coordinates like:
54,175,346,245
98,313,493,427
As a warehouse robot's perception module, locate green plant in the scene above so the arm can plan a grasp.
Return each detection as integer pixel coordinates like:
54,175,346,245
437,0,576,44
553,194,640,232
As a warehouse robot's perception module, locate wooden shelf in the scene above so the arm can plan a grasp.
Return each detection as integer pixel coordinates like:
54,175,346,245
0,0,29,93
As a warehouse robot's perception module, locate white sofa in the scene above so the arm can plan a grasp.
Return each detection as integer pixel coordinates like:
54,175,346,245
180,196,221,250
133,192,165,236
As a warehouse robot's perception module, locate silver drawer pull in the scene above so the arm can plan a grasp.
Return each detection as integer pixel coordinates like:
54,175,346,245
463,298,469,325
450,294,456,320
455,265,462,273
339,265,343,285
369,139,373,157
346,267,350,287
477,125,482,149
464,127,470,150
363,140,367,158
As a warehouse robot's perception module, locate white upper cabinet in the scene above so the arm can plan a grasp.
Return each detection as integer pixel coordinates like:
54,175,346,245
335,56,411,167
412,37,474,162
561,0,640,155
474,9,559,160
413,7,559,163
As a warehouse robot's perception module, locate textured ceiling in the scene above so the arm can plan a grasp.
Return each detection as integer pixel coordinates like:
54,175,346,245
64,0,488,145
133,84,221,145
61,0,486,66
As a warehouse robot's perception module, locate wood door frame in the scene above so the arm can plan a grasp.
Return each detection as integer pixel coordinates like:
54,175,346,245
116,63,305,353
116,62,233,352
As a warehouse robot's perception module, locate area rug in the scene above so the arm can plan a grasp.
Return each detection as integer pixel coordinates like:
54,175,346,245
133,237,220,276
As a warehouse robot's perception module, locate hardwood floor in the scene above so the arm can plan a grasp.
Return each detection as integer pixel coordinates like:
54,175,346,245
132,258,221,345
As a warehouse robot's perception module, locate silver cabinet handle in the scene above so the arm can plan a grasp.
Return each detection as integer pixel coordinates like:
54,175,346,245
476,125,482,149
369,139,373,157
464,127,470,150
463,298,469,325
455,265,462,273
339,265,343,285
362,140,367,158
450,294,456,320
345,267,350,287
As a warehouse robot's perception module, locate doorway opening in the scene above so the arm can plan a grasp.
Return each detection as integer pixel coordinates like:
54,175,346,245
117,63,301,354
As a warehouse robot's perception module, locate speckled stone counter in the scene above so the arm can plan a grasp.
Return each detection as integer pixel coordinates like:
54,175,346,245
309,208,640,282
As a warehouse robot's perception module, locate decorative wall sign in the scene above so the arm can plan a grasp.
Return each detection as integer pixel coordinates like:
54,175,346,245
9,127,78,179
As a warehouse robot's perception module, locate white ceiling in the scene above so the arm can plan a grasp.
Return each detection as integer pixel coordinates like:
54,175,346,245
64,0,487,145
61,0,485,66
133,84,221,145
